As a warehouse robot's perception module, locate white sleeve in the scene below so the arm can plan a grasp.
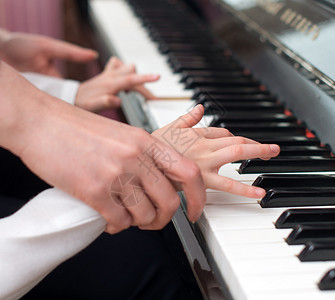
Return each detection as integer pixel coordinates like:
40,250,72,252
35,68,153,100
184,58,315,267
21,72,80,105
0,188,106,300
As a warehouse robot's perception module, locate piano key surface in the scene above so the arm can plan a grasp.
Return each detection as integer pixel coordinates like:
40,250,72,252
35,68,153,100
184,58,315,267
88,1,335,299
143,100,335,300
89,0,193,98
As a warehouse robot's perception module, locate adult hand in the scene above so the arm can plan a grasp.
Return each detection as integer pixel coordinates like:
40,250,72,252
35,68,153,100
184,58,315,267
0,29,97,77
153,105,280,198
75,57,159,112
0,62,205,234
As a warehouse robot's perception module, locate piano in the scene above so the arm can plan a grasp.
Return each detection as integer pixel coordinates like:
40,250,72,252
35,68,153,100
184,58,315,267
88,0,335,299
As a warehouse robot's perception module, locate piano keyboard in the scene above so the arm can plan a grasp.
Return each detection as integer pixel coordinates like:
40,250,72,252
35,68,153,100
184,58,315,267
89,0,192,98
89,0,335,299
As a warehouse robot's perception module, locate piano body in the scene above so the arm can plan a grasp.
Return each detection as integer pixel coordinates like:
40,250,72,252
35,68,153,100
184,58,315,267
88,0,335,299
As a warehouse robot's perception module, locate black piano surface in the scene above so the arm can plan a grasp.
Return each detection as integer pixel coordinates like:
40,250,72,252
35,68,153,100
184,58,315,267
89,0,335,299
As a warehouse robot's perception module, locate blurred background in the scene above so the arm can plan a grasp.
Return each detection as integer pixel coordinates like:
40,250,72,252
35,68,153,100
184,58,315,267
0,0,99,79
0,0,120,119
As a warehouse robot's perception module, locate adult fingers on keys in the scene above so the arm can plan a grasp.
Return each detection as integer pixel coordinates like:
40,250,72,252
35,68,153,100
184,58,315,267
98,193,133,235
137,168,181,230
109,172,157,228
146,139,206,223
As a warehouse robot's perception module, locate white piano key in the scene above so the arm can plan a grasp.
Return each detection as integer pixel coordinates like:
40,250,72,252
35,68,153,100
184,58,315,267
143,100,194,129
198,201,335,299
206,191,258,205
240,272,325,293
219,160,335,183
143,99,214,129
248,290,335,300
242,261,335,299
199,214,278,230
214,227,290,244
232,256,335,276
223,242,304,260
203,203,285,218
218,163,258,182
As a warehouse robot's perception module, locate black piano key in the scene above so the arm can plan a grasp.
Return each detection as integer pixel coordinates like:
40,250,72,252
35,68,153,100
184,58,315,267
276,146,331,156
151,32,214,43
255,137,321,146
155,39,223,51
144,16,203,24
152,30,214,39
169,55,235,64
319,269,335,290
236,132,308,139
180,70,248,82
204,108,287,119
169,53,234,61
152,33,212,41
199,100,285,113
171,61,236,72
216,120,301,127
208,121,306,138
209,114,297,126
156,37,216,46
299,241,335,262
193,87,269,97
171,61,241,72
145,21,202,29
203,99,281,108
184,77,259,88
151,33,212,43
143,18,203,25
197,93,277,102
241,145,329,158
150,30,209,40
285,224,335,245
239,156,335,174
224,124,306,137
253,174,335,191
220,122,303,131
275,208,335,229
215,120,298,127
260,188,335,208
153,33,215,42
159,43,222,54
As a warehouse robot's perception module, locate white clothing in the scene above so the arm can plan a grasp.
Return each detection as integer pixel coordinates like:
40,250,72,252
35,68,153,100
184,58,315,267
22,72,79,105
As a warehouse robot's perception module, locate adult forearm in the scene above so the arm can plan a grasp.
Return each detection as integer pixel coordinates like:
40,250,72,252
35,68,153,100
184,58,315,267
0,61,29,150
0,61,48,155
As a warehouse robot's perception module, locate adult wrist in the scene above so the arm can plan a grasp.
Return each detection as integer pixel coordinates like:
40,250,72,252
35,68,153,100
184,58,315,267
0,62,50,156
